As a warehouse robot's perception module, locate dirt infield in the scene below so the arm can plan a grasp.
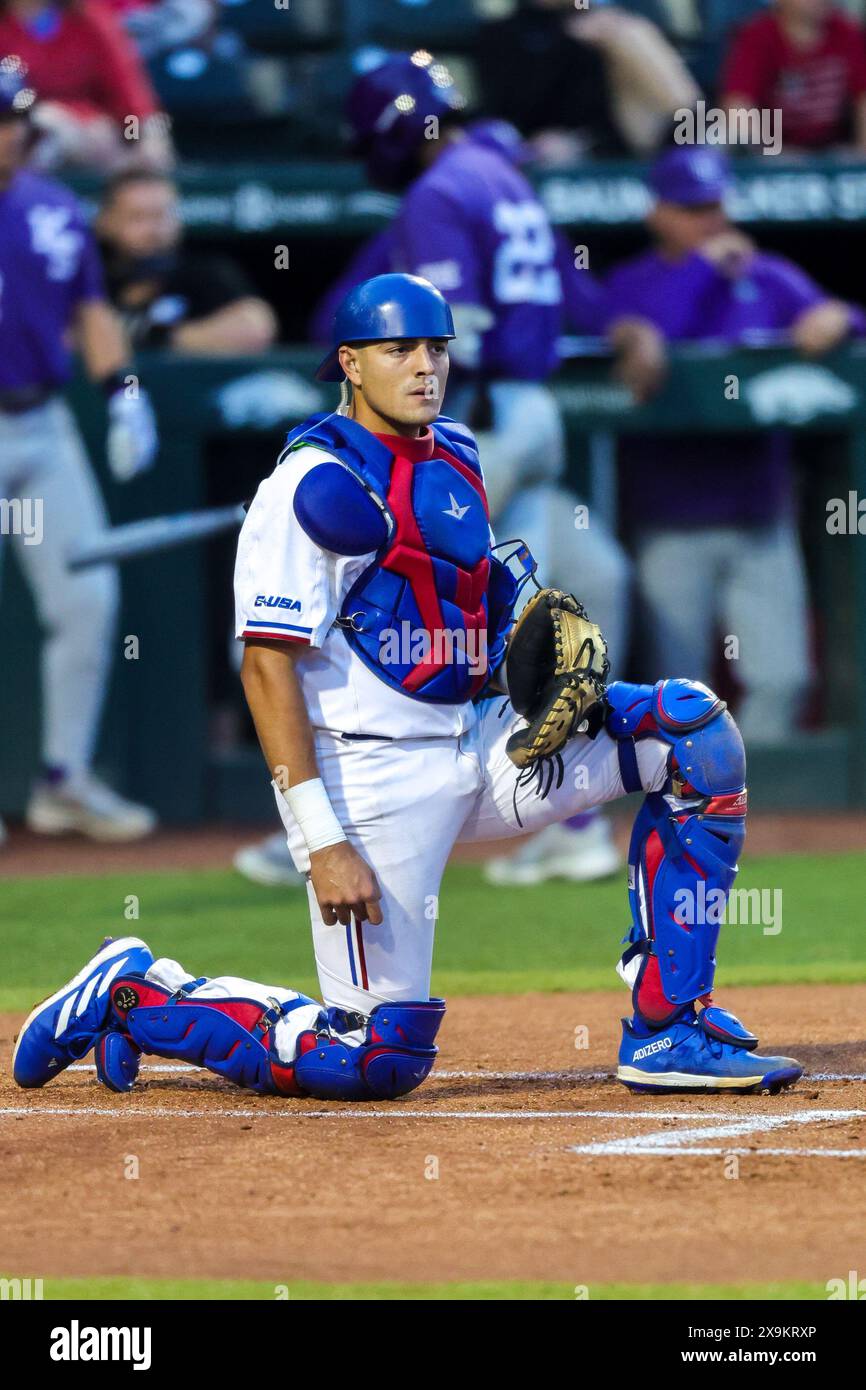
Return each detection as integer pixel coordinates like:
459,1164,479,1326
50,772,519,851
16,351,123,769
1,811,866,878
2,984,865,1289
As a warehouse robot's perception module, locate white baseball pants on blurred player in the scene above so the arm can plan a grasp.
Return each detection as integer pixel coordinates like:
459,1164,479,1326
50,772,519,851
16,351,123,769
273,698,669,1014
0,398,118,772
634,522,810,744
447,380,631,668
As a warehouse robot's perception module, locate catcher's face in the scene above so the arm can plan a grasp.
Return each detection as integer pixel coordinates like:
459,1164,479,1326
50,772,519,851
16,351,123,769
340,338,449,434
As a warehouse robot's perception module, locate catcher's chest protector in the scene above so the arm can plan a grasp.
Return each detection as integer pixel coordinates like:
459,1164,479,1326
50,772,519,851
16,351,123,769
287,413,508,702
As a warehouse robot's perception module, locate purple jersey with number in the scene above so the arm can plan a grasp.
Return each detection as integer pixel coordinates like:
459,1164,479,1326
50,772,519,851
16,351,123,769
392,136,562,381
602,248,861,528
0,170,105,391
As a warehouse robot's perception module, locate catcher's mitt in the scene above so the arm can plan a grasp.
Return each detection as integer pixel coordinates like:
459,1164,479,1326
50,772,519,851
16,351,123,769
504,589,609,768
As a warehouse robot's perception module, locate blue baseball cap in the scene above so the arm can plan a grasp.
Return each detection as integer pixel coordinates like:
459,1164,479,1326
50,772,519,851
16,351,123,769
648,147,731,206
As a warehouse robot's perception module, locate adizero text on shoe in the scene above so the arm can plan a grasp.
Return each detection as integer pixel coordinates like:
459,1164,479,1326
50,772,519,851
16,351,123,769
617,1008,803,1095
13,937,154,1088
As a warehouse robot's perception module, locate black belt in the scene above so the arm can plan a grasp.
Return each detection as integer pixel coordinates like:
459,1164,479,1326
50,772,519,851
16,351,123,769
339,732,395,742
0,386,57,415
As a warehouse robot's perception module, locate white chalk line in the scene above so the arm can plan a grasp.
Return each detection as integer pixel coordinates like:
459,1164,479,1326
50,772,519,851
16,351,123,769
570,1108,866,1158
64,1065,866,1083
0,1106,730,1121
4,1103,866,1158
63,1064,616,1082
596,1148,866,1158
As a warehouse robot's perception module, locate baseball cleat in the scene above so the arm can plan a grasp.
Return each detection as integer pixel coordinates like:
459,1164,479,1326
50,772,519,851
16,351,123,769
617,1005,803,1095
484,817,621,887
26,772,157,843
234,832,305,888
13,936,153,1088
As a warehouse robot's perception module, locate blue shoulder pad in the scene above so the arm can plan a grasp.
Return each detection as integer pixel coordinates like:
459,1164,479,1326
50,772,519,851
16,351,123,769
294,462,390,556
284,412,394,496
432,415,482,479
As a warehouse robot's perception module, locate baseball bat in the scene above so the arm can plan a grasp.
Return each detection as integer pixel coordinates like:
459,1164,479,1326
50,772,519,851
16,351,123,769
68,503,247,571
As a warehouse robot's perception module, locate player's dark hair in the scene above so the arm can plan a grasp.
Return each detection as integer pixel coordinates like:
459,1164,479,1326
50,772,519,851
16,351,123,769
100,169,176,209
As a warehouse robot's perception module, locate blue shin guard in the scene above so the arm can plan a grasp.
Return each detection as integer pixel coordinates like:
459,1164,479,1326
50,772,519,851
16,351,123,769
106,975,446,1100
606,680,747,1027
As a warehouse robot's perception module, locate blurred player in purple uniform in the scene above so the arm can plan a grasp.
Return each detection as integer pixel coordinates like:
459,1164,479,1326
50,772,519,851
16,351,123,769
234,59,628,890
603,146,865,744
0,58,158,844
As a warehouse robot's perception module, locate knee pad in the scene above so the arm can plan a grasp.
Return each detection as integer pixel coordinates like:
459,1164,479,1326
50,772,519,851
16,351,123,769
606,680,747,1026
290,999,446,1101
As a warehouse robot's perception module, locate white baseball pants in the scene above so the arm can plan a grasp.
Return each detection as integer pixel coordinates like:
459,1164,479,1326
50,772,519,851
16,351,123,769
274,698,669,1014
0,398,118,774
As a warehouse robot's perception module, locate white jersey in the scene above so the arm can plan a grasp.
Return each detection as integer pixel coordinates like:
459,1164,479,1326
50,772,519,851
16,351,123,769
233,441,478,739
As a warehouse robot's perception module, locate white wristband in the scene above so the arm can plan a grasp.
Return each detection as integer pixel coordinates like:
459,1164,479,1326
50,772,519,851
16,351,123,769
281,777,347,854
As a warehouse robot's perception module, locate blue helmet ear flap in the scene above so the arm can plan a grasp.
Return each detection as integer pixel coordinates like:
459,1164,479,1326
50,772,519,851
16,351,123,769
293,462,390,556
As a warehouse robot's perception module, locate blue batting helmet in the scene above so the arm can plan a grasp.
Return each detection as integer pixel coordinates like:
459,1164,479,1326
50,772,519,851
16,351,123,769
346,51,465,190
315,273,456,382
0,55,36,120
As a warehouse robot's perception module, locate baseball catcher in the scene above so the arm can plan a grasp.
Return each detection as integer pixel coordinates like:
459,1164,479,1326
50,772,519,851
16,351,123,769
14,264,802,1101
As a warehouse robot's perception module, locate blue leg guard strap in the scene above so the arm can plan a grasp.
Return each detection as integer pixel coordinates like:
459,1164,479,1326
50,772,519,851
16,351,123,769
606,679,748,1027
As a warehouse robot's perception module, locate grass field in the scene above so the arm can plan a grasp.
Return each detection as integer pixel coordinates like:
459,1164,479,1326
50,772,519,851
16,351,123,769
1,1276,831,1300
2,851,865,1012
3,849,864,1303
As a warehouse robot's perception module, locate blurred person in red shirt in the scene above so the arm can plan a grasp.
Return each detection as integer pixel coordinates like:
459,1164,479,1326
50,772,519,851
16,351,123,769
0,0,173,170
721,0,866,153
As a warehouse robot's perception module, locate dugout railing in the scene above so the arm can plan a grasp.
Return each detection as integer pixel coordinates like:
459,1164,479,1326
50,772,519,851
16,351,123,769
0,343,864,823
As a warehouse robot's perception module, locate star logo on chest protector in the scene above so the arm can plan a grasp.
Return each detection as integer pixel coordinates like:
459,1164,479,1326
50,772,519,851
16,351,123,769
443,492,470,521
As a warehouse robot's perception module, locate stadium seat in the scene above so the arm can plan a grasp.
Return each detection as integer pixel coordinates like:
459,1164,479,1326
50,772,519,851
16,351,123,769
150,46,292,146
346,0,483,52
680,0,771,95
217,0,340,53
283,53,366,154
618,0,670,29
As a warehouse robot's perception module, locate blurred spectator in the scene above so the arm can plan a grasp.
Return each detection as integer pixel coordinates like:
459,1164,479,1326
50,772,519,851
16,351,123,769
603,146,865,744
97,170,277,353
477,0,700,161
0,0,173,170
103,0,216,61
721,0,866,153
